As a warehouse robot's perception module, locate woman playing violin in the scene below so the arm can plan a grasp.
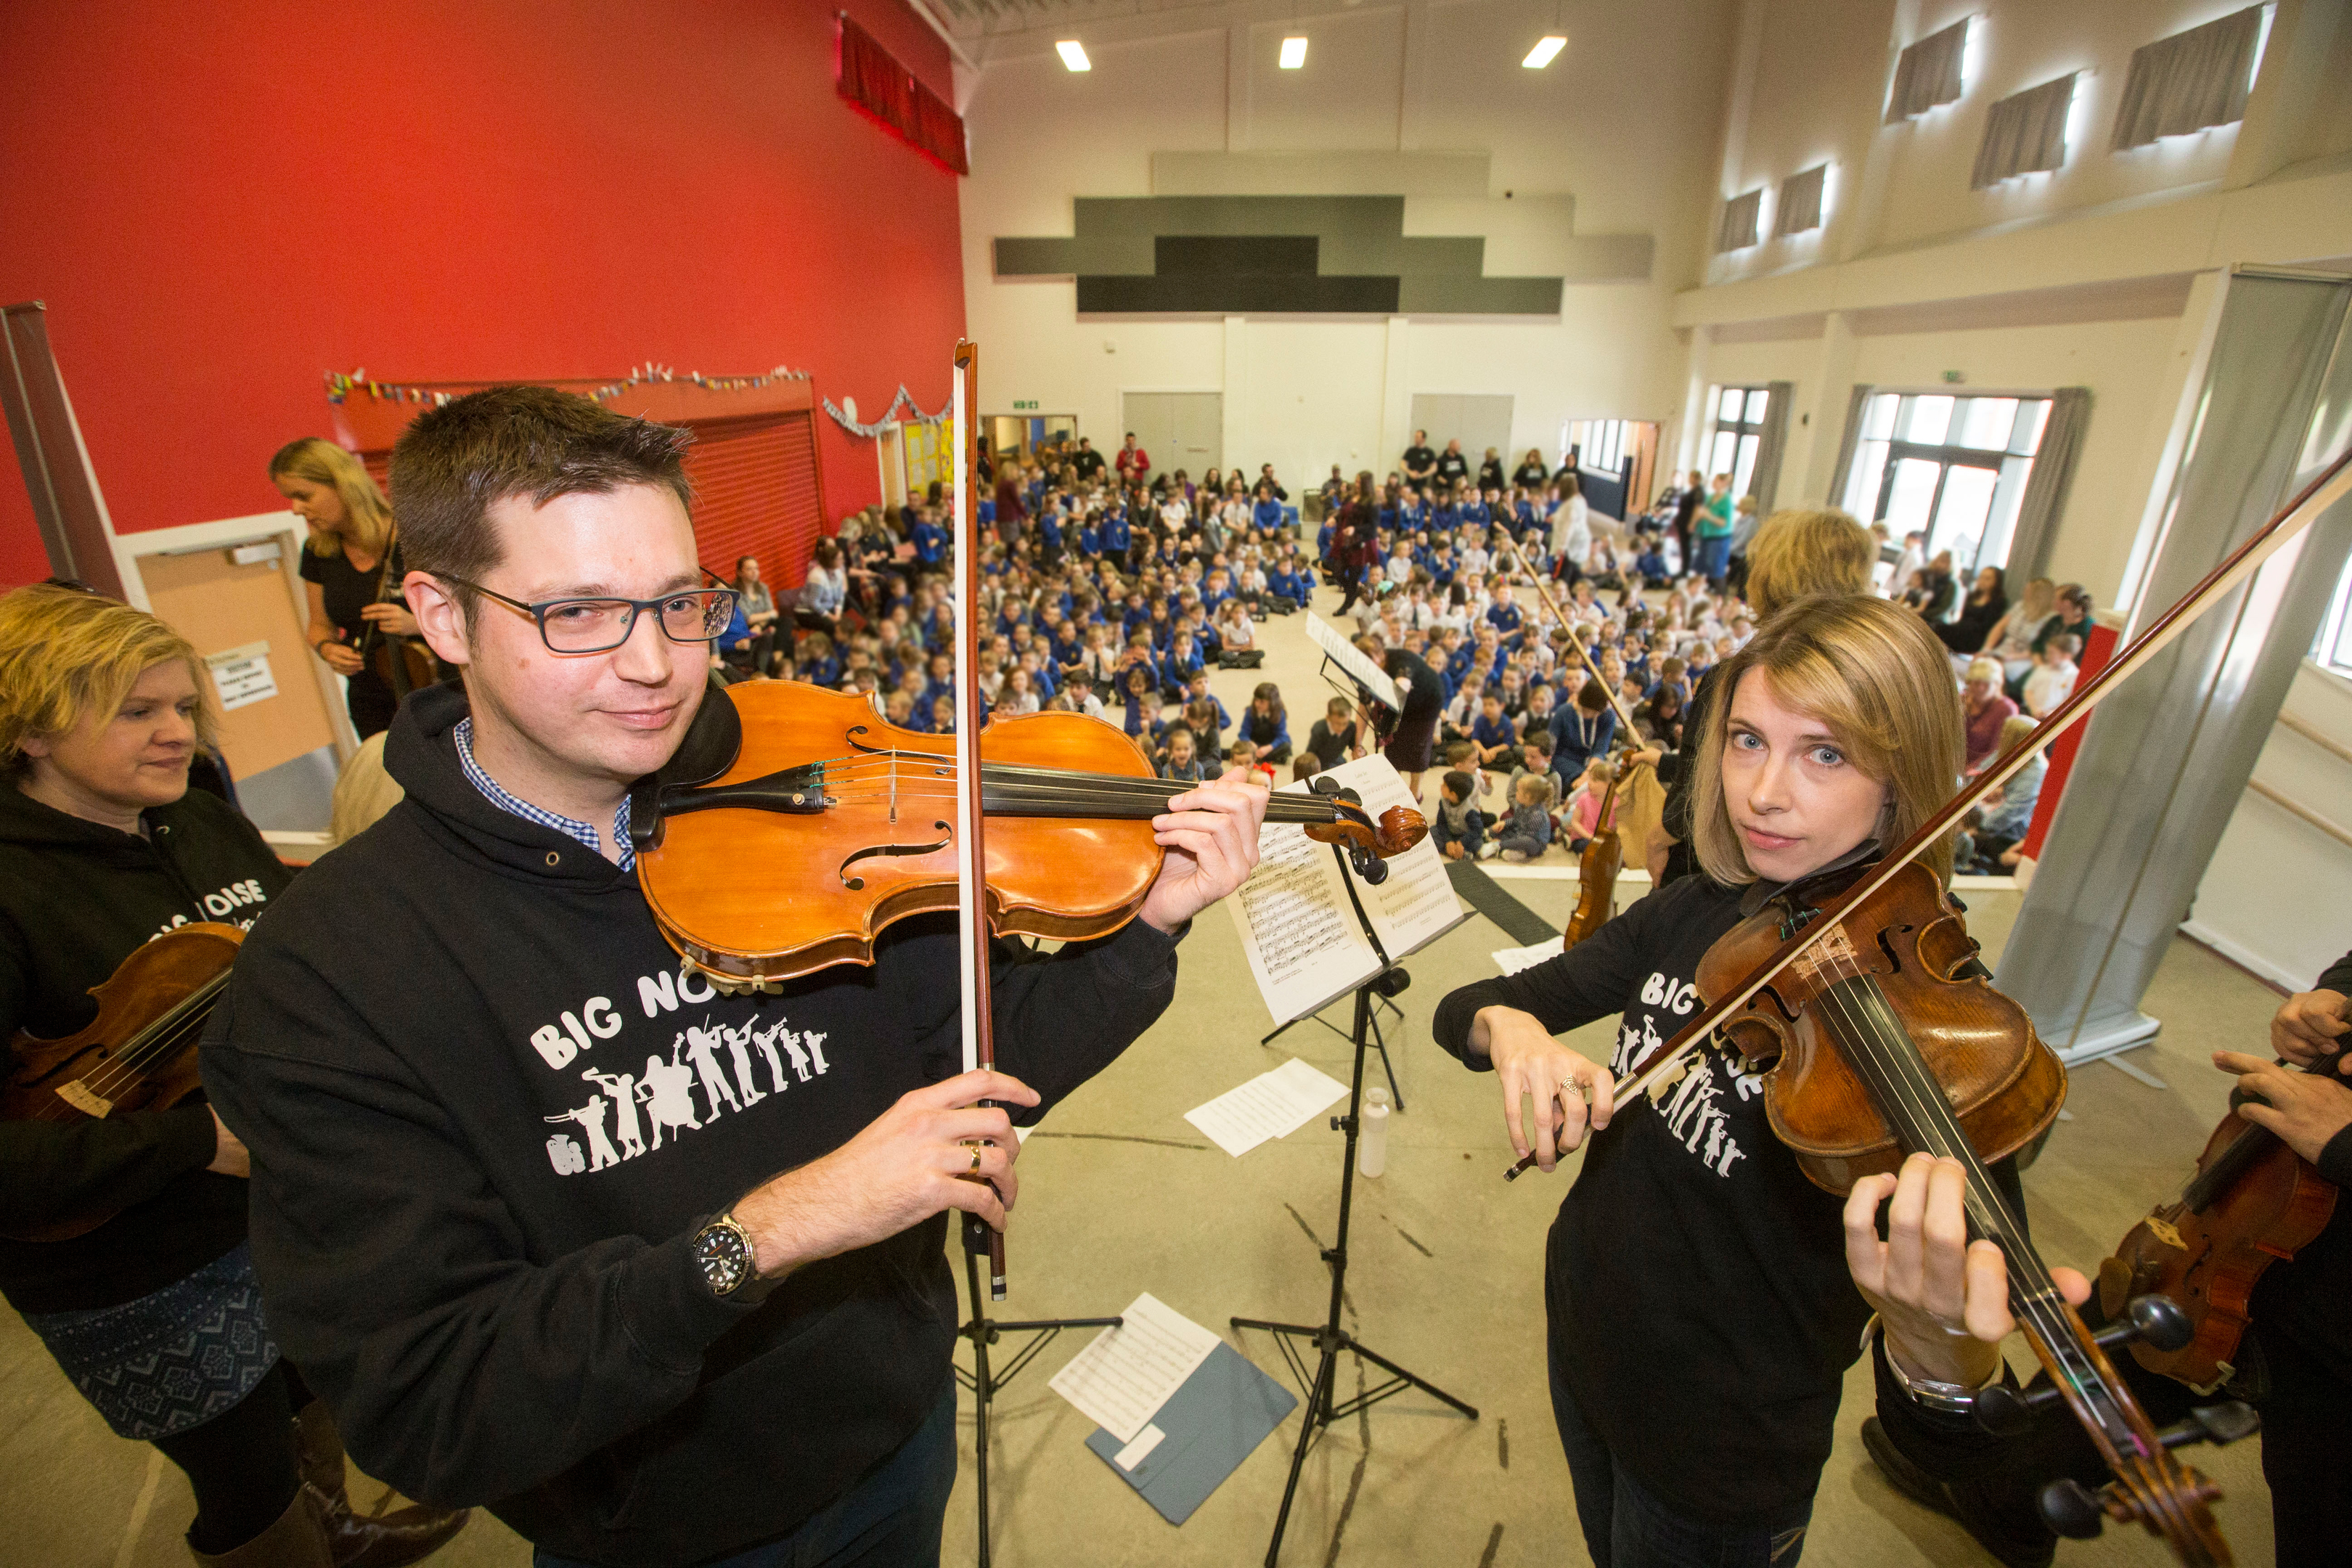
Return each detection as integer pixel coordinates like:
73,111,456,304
0,584,462,1565
1433,596,2075,1567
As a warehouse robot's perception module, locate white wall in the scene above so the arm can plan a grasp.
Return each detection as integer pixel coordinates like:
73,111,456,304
2186,661,2352,992
1670,0,2352,611
1703,310,2184,592
956,0,1736,485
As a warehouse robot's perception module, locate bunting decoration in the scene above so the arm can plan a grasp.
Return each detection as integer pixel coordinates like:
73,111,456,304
822,385,951,439
322,364,814,406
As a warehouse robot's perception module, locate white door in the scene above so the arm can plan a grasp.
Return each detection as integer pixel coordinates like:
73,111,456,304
1122,392,1221,485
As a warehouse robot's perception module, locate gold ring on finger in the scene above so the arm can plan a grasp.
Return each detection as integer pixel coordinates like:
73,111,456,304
968,1144,984,1173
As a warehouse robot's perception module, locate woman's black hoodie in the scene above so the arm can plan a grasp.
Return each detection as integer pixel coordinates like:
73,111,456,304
0,779,288,1311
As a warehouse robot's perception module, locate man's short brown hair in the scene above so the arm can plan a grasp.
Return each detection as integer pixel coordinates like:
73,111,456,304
390,385,695,615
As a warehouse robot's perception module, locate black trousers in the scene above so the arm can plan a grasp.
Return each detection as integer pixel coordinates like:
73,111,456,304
151,1361,312,1554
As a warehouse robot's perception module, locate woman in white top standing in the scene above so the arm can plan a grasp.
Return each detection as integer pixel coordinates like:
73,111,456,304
1550,474,1591,577
798,537,848,629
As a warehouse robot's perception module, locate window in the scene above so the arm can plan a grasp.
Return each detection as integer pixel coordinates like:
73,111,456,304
1775,166,1828,237
2317,552,2352,679
1567,420,1635,474
1840,393,2051,572
2111,4,2268,151
1716,190,1764,253
1972,73,2079,187
1702,385,1771,502
1885,17,1969,123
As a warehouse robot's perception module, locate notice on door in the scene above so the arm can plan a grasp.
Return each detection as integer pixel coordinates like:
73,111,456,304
205,640,279,711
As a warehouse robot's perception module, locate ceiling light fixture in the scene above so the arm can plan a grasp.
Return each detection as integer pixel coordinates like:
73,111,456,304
1524,35,1566,68
1279,36,1307,68
1056,39,1091,71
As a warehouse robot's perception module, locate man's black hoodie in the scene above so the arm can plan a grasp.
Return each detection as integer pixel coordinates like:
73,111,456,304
0,780,288,1311
201,684,1183,1566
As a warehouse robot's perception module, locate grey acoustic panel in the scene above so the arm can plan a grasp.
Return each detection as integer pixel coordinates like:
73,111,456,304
996,193,1575,317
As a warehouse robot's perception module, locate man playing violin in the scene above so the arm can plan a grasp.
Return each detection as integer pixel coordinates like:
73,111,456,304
202,386,1269,1568
1433,597,2065,1568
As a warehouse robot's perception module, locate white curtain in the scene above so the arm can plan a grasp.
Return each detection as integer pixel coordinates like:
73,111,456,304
1747,382,1795,511
1972,73,2077,189
2005,388,2091,580
1826,385,1874,511
2112,5,2263,150
1716,190,1763,253
1774,166,1826,237
1884,19,1967,123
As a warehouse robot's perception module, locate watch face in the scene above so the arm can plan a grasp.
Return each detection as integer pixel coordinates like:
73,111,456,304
693,1220,752,1296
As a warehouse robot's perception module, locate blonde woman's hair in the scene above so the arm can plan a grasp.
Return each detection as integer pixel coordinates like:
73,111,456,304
1689,595,1964,889
269,437,393,560
1742,508,1876,618
1967,656,2004,685
2018,577,2057,619
0,584,216,776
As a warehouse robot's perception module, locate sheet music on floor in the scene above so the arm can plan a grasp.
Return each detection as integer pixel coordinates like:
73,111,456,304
1048,1292,1224,1444
1183,1057,1349,1157
1225,754,1468,1025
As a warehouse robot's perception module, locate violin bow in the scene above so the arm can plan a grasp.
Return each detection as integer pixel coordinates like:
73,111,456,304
1500,536,1646,741
1591,438,2352,1115
950,339,1008,1299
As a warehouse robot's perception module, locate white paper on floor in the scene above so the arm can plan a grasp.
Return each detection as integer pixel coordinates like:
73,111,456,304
1182,1057,1349,1157
1048,1292,1223,1444
1493,936,1564,974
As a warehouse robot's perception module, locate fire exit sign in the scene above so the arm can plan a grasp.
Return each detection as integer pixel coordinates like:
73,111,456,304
1012,400,1039,409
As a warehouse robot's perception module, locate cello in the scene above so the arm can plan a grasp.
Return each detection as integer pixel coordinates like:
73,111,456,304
1500,442,2352,1563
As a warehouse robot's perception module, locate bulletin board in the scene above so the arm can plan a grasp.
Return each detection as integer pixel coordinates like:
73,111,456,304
137,544,341,779
901,417,952,503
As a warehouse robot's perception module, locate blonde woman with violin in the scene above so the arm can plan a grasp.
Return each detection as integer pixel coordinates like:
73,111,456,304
1434,596,2081,1567
270,437,418,739
0,584,463,1566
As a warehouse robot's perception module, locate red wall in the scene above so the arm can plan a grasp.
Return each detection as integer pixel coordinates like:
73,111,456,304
0,0,964,589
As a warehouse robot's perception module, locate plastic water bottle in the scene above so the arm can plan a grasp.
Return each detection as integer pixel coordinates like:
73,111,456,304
1358,1087,1391,1178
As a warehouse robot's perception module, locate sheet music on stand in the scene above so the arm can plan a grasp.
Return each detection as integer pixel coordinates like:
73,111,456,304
1302,613,1401,712
1225,754,1468,1025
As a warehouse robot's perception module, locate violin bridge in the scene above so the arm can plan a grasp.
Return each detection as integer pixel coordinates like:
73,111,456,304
56,1079,113,1118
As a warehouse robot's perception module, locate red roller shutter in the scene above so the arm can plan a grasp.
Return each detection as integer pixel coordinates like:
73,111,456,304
685,411,826,589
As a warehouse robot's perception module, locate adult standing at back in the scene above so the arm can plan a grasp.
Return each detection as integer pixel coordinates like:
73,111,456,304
1402,430,1437,491
1550,475,1591,580
272,438,415,740
1114,432,1151,486
1070,436,1107,485
1670,469,1705,579
1434,438,1471,490
1513,447,1552,489
1693,473,1736,588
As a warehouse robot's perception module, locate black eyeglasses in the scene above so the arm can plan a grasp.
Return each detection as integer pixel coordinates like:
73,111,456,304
440,576,738,654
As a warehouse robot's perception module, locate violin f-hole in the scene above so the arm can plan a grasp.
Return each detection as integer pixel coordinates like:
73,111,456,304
838,823,952,890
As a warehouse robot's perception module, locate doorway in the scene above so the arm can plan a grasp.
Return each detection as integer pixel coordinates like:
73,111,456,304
1119,392,1222,486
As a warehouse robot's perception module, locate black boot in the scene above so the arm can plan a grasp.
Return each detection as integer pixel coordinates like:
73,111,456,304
294,1400,470,1568
1861,1416,2056,1568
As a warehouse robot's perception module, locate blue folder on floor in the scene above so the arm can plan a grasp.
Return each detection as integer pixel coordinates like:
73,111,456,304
1082,1342,1297,1525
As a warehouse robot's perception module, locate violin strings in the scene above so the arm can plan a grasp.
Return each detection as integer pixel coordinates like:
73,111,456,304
1805,934,2142,1455
29,975,229,1119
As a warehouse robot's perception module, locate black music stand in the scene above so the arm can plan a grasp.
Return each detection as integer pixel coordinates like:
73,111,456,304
1257,984,1406,1111
1230,845,1478,1567
952,1221,1122,1568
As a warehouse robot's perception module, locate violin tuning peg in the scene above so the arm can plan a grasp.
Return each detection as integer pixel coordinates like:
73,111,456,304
1973,1381,2064,1437
2091,1294,2193,1355
2038,1478,2108,1540
2157,1400,2260,1450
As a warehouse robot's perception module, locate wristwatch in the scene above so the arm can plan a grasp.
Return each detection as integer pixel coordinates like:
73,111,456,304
689,1212,764,1299
1865,1315,1998,1415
